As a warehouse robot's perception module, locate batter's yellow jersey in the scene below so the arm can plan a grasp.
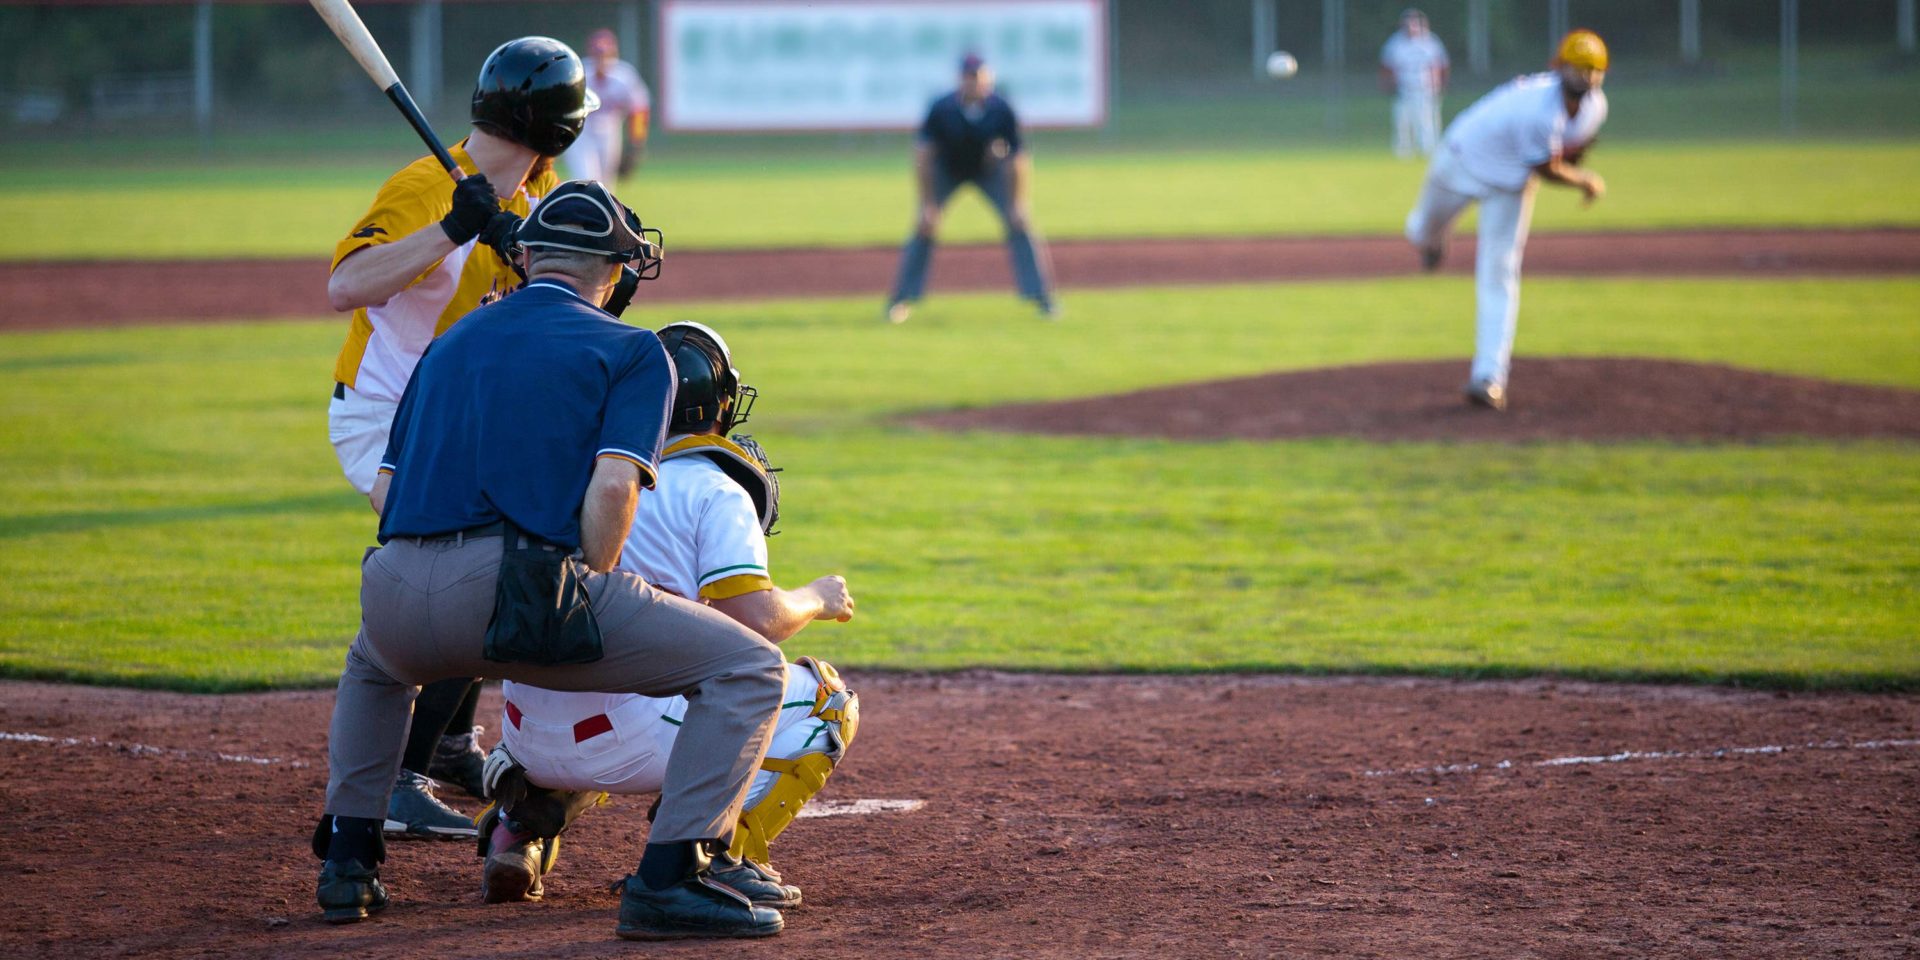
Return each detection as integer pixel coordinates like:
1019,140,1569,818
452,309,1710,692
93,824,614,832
331,140,559,402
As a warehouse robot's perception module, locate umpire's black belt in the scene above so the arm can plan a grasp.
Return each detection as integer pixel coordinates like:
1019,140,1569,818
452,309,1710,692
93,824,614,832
412,521,565,552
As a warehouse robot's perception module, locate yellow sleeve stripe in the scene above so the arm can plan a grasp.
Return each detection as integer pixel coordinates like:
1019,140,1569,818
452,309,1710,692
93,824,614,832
594,452,658,489
700,574,774,601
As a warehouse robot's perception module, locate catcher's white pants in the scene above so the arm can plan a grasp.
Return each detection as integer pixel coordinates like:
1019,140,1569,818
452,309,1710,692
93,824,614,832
501,665,824,812
1393,91,1442,158
561,127,621,184
327,383,398,496
1405,145,1537,386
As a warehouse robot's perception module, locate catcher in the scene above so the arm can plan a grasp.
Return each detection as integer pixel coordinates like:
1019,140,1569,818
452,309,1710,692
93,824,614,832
474,321,859,911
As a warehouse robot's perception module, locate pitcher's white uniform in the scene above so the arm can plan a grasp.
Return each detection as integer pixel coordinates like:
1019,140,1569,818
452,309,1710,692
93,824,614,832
562,59,649,184
498,443,837,822
1381,28,1448,157
1405,72,1607,388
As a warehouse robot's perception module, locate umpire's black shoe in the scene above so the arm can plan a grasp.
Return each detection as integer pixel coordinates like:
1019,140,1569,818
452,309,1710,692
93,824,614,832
317,859,389,924
385,769,478,840
711,853,802,909
615,873,784,940
428,725,489,798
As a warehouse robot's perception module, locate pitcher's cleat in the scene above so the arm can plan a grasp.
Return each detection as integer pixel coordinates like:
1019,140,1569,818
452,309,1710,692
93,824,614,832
1463,378,1508,411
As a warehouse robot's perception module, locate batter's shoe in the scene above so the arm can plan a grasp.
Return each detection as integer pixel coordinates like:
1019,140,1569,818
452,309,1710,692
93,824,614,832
429,725,489,798
385,770,478,841
480,819,550,903
615,873,784,940
710,853,803,909
885,301,911,325
317,859,388,924
1463,378,1508,411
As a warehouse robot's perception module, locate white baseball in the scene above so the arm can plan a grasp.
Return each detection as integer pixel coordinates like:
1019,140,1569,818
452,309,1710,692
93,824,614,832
1265,51,1299,79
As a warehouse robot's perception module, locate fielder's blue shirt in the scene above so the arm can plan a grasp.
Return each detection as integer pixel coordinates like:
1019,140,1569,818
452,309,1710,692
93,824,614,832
918,91,1022,182
376,278,674,550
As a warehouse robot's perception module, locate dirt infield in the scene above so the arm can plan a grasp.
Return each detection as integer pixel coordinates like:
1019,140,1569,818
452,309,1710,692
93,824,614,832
909,357,1920,443
1,675,1914,958
3,227,1917,331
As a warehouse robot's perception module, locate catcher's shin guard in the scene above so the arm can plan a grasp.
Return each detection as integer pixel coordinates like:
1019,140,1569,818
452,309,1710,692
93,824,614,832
728,657,859,863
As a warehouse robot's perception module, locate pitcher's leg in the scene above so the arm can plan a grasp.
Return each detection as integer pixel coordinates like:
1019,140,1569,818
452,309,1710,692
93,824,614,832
1471,185,1535,385
325,639,418,819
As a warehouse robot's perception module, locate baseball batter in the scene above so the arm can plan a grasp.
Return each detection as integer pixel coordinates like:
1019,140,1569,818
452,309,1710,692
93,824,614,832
473,322,858,909
561,28,651,183
1404,29,1610,411
1379,8,1449,158
326,36,587,839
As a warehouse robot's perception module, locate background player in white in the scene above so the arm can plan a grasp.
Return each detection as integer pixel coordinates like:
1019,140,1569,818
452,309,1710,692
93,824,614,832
562,28,651,184
1379,8,1449,158
1404,29,1609,411
474,322,858,909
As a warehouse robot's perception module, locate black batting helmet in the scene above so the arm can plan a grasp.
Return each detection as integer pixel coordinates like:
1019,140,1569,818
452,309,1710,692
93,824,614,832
657,321,756,436
471,37,598,157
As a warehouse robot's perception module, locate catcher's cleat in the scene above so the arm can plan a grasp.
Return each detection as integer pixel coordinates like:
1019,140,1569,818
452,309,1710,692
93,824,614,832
885,301,911,325
1420,244,1444,272
481,820,550,903
1463,378,1508,411
429,725,489,799
385,770,478,840
709,853,802,909
317,859,389,924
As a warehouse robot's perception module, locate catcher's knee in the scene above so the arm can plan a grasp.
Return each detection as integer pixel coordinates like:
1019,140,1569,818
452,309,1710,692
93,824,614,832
728,657,860,864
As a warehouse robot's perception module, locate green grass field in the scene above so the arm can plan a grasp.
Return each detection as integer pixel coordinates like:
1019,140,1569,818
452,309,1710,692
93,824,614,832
3,276,1916,691
7,140,1919,262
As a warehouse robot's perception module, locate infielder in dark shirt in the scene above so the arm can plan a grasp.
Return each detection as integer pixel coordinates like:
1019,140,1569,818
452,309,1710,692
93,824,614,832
885,53,1056,323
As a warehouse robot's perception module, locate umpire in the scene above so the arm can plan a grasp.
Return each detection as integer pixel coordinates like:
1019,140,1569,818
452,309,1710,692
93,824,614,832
312,181,789,941
885,53,1056,324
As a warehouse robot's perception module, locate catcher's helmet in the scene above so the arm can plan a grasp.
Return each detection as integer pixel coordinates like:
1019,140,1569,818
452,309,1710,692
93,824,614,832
471,37,599,157
657,321,755,436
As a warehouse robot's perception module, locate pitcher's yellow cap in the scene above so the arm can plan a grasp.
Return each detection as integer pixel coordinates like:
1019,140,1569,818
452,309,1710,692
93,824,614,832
1556,29,1609,71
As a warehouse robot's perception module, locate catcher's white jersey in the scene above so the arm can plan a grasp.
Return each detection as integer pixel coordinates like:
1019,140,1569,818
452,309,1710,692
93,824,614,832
1442,72,1608,192
501,446,815,801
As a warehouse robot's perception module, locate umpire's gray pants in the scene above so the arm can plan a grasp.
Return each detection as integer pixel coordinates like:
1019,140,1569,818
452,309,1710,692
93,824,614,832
325,534,785,845
890,162,1053,305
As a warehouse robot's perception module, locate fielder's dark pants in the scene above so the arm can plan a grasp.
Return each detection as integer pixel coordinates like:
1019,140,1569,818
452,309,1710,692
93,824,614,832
890,162,1054,305
326,533,785,845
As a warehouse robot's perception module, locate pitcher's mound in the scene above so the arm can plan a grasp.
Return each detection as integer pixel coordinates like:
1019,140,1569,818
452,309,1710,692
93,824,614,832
909,358,1920,442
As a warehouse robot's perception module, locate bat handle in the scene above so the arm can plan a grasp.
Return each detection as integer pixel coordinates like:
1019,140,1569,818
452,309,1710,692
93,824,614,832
383,82,463,180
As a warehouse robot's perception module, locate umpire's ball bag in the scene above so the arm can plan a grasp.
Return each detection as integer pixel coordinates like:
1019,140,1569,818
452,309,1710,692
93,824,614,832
484,521,604,666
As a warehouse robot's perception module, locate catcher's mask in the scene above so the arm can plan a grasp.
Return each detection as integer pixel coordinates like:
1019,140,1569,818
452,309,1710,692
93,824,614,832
657,321,756,435
516,180,663,277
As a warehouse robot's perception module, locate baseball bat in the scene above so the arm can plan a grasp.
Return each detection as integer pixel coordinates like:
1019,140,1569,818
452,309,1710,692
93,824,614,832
306,0,462,179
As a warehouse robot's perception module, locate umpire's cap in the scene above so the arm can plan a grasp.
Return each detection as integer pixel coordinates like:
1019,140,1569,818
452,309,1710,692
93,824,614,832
517,181,662,269
472,37,599,157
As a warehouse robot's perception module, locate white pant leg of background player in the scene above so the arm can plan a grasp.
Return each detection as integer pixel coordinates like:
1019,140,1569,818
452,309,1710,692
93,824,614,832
1416,93,1442,154
326,384,398,496
1470,180,1538,386
1392,95,1416,158
562,128,610,184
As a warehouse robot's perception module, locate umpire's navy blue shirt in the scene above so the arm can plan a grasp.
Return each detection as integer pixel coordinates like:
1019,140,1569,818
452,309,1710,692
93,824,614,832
918,91,1023,182
375,278,674,550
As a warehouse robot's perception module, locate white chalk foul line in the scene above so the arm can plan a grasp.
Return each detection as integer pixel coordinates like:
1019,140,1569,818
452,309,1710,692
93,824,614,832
0,730,304,768
1363,736,1920,778
797,798,925,819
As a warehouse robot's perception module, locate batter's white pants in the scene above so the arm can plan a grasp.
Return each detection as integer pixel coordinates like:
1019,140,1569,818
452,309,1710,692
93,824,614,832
561,128,621,184
1405,146,1538,386
1393,91,1442,158
501,665,826,812
327,383,398,496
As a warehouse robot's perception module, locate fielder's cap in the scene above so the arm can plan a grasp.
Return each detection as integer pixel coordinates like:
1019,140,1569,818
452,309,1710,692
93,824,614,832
1555,29,1608,72
517,180,654,263
960,52,985,74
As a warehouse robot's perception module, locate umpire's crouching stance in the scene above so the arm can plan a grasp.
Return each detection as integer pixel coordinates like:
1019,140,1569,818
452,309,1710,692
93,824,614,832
312,181,789,940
